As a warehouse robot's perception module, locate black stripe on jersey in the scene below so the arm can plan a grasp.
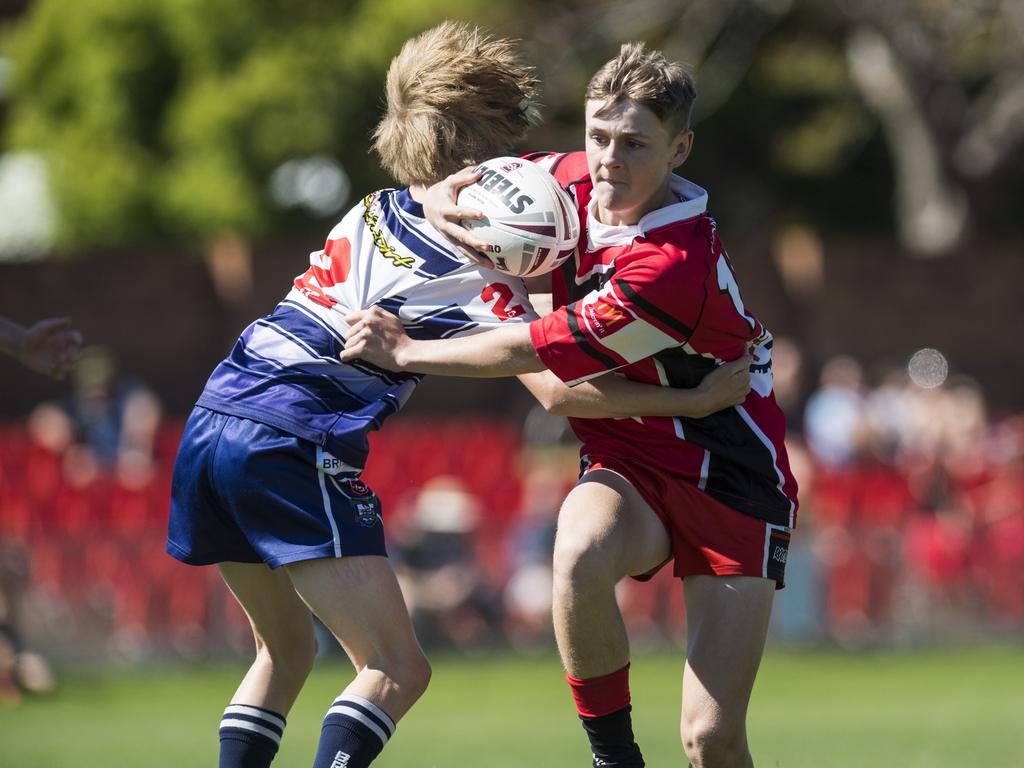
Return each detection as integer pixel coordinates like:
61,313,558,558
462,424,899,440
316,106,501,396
680,409,792,526
654,347,717,389
566,303,622,371
617,280,694,339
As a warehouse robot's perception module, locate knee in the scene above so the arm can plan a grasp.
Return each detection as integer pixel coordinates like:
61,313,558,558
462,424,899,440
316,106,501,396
372,647,432,703
397,651,432,701
552,532,619,596
681,715,749,768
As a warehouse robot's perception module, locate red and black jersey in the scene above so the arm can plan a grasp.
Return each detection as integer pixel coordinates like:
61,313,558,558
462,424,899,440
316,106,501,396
524,151,799,528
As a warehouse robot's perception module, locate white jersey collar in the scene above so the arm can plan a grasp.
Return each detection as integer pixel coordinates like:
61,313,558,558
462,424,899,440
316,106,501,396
586,175,708,250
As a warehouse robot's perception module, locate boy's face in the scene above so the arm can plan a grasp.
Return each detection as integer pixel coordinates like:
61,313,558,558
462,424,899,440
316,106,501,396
584,98,693,226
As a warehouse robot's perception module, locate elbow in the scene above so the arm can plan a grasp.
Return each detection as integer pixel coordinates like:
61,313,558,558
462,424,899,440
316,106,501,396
544,397,575,417
529,379,574,416
536,387,570,416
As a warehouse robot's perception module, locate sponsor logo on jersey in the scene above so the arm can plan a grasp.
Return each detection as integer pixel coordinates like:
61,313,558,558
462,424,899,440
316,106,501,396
583,300,629,338
362,194,415,268
472,167,535,214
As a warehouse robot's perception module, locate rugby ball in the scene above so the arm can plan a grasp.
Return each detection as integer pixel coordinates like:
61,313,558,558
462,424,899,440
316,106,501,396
457,157,580,277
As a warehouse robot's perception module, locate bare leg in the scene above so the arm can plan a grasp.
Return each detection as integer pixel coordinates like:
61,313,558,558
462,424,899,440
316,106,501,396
681,575,775,768
552,470,671,678
285,555,431,722
552,470,671,767
218,562,318,714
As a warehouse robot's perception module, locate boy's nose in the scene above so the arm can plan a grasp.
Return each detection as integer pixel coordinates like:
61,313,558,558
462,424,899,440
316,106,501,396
600,147,621,167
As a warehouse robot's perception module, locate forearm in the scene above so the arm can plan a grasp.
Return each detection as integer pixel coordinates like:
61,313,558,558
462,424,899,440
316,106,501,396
397,324,545,377
520,370,713,419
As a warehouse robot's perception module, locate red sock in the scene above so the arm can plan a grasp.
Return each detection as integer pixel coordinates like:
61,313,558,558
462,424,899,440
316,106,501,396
566,662,631,718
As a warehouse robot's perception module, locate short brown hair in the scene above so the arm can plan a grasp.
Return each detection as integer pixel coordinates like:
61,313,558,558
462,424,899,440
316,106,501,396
373,21,540,186
585,42,696,134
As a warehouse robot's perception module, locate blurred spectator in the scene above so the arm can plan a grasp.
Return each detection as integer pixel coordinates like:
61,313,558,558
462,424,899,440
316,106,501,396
63,346,163,486
769,335,804,421
0,315,81,379
804,355,867,466
392,476,502,649
502,464,565,650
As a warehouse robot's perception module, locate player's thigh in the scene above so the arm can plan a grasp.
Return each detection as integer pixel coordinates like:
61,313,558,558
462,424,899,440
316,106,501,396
285,555,422,667
556,469,671,579
218,561,316,656
681,574,775,724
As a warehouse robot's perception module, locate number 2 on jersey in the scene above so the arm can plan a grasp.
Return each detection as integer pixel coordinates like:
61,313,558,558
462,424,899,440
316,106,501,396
481,282,528,321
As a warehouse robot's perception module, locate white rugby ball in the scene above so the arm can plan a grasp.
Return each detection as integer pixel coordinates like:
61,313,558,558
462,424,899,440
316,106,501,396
457,156,580,277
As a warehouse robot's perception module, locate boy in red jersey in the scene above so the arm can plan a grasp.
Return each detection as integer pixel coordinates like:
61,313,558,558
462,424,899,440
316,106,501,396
343,43,798,768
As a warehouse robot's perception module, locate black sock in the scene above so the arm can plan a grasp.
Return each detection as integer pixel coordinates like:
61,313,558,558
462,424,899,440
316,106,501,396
219,704,286,768
311,694,396,768
580,705,644,767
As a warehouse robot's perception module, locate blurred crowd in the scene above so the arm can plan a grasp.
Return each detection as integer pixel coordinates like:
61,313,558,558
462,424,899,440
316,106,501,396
0,343,1022,697
791,351,1024,647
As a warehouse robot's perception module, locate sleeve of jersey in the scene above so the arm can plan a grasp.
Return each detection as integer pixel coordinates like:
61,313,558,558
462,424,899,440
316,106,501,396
522,151,590,189
529,248,705,386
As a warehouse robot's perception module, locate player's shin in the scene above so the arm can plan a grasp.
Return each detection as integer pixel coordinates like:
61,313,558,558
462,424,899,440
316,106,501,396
567,663,645,768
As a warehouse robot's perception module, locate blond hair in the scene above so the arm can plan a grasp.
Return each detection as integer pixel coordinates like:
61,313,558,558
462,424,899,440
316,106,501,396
586,42,696,134
373,21,540,186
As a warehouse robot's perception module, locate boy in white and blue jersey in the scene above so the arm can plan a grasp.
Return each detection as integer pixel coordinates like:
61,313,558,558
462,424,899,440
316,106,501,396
168,23,749,768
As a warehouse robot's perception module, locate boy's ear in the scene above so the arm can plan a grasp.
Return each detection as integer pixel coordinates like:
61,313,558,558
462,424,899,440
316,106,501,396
670,130,694,169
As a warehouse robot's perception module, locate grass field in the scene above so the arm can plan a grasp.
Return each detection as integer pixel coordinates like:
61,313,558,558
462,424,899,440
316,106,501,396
2,648,1023,767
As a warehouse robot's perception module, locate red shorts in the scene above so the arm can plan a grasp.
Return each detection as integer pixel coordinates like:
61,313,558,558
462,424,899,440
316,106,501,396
582,453,791,588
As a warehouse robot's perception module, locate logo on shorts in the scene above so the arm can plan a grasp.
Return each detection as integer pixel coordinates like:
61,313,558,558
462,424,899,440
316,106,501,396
344,479,371,497
767,528,791,584
771,544,788,564
354,501,379,528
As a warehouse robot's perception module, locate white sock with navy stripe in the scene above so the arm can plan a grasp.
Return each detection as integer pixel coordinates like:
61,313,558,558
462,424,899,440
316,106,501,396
219,704,286,768
312,694,396,768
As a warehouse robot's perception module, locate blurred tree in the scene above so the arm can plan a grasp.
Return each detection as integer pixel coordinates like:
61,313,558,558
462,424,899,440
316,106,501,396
2,0,494,254
521,0,1024,255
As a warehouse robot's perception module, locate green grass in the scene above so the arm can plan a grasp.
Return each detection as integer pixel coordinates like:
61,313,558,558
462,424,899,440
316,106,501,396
2,649,1023,767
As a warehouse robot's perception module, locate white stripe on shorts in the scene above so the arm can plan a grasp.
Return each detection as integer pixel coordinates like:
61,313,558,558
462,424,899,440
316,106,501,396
317,464,343,557
697,449,710,491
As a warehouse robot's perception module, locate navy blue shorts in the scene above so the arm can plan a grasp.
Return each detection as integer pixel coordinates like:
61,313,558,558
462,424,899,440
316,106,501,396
167,406,387,568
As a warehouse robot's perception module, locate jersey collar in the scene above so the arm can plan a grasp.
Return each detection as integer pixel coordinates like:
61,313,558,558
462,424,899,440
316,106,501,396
586,175,708,250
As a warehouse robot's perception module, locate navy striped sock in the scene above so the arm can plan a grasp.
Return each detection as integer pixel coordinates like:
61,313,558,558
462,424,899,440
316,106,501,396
218,704,286,768
312,694,396,768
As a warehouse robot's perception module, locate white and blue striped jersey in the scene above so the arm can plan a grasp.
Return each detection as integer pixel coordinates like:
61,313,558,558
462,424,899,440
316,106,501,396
196,188,537,475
